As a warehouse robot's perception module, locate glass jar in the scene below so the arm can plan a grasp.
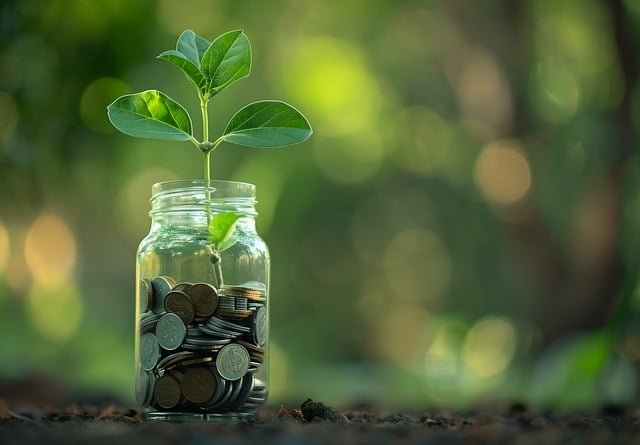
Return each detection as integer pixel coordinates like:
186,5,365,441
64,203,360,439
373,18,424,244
135,180,269,422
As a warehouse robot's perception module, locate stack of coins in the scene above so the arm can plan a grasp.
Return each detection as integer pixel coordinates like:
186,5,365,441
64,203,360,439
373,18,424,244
137,276,267,413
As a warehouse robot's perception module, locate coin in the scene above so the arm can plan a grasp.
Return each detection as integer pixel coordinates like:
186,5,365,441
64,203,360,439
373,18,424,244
140,313,160,332
177,355,215,367
173,282,193,293
136,366,149,405
156,313,186,351
218,295,235,310
180,366,216,404
151,276,175,314
205,368,227,409
240,281,267,291
140,332,160,371
211,376,235,408
157,351,195,371
185,336,232,346
164,290,195,325
139,278,152,313
221,284,265,302
216,309,253,319
189,282,219,317
207,316,251,334
253,306,267,346
198,324,238,339
153,374,182,409
228,374,254,410
236,297,248,311
216,343,250,381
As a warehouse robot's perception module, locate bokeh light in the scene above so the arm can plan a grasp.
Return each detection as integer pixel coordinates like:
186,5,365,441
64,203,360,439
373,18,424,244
277,36,382,137
448,47,513,134
423,320,466,391
24,213,76,285
0,221,9,275
27,279,82,343
531,58,581,123
376,303,431,368
462,316,517,381
473,140,532,206
80,77,130,133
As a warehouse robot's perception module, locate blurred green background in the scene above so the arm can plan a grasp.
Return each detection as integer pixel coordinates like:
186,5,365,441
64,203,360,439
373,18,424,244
2,0,640,410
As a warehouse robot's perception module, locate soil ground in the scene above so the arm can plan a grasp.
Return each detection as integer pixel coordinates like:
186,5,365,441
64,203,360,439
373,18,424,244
1,397,640,445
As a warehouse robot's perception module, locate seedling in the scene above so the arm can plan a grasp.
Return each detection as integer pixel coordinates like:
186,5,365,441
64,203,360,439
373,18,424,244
107,29,312,284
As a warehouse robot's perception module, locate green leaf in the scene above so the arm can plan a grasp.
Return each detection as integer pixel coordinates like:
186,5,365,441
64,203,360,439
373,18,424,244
107,90,193,141
221,100,313,147
208,212,240,247
157,50,206,91
217,234,238,252
157,30,210,93
176,29,209,66
201,29,251,97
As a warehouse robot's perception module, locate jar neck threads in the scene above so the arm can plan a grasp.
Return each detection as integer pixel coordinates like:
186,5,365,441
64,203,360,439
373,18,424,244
149,180,258,229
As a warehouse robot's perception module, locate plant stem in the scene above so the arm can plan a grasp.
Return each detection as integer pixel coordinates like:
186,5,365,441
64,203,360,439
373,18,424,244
200,95,224,286
201,96,211,183
204,150,211,184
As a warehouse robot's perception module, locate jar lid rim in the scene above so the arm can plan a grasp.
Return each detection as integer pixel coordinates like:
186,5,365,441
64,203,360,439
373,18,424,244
151,180,256,197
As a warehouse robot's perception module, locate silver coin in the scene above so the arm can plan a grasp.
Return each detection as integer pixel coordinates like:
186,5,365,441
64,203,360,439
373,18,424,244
139,278,152,313
155,312,186,351
140,313,160,332
221,379,243,410
248,361,262,373
186,326,203,336
207,316,251,334
156,350,194,371
136,366,148,405
228,374,254,410
182,343,225,352
213,376,235,409
185,336,232,346
253,306,267,346
218,295,236,310
205,367,227,409
216,343,250,381
235,297,248,311
145,371,157,406
151,276,174,314
198,324,238,339
140,332,160,371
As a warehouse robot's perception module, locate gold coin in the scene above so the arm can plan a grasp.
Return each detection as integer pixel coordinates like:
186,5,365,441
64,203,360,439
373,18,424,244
216,309,253,318
180,366,216,404
221,285,265,301
189,282,219,318
177,356,214,368
153,374,182,409
236,340,265,353
164,290,195,325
